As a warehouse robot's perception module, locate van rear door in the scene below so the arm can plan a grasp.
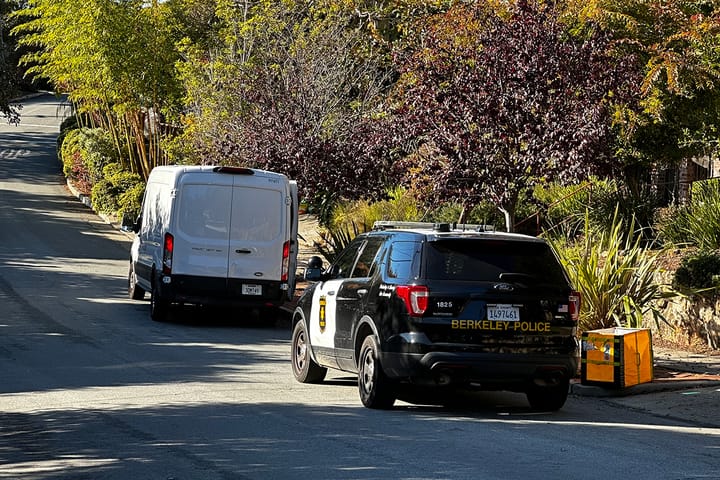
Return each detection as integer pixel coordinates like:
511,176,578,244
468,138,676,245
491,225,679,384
227,174,288,285
173,176,233,280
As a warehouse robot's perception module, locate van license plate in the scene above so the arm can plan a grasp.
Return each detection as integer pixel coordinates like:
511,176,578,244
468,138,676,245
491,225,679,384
486,304,520,321
242,284,262,295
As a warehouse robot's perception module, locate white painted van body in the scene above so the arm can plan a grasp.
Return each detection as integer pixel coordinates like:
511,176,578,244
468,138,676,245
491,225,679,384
128,165,299,320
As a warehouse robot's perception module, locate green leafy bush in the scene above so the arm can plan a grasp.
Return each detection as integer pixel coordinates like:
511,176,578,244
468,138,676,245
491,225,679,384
60,127,118,194
536,178,658,241
673,250,720,295
319,187,422,262
547,211,676,331
657,179,720,250
91,163,144,218
654,205,690,246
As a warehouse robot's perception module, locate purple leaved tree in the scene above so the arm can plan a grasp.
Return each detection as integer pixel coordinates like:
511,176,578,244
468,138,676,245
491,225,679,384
392,0,640,231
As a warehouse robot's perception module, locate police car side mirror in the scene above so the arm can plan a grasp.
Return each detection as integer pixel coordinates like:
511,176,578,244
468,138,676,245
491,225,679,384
304,256,324,281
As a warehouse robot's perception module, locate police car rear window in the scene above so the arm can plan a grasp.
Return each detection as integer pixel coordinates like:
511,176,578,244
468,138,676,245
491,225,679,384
424,239,567,284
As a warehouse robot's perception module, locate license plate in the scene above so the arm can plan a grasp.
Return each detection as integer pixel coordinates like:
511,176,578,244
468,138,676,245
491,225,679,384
242,284,262,295
486,304,520,321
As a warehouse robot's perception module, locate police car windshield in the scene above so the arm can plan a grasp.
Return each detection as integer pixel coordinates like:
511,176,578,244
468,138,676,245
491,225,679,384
424,239,567,284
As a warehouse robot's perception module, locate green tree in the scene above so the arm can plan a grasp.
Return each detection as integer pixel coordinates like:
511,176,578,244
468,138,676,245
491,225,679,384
564,0,720,188
13,0,183,178
1,0,22,124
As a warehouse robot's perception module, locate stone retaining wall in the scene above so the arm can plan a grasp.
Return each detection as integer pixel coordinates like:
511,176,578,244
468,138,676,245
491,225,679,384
648,295,720,350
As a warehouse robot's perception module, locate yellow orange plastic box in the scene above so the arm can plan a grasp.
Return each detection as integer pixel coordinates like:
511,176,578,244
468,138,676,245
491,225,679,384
581,328,654,388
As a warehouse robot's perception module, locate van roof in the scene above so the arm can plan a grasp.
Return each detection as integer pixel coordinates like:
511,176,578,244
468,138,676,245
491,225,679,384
150,165,290,181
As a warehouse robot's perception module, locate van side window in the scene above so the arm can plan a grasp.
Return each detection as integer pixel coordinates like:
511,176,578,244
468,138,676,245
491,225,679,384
351,237,384,278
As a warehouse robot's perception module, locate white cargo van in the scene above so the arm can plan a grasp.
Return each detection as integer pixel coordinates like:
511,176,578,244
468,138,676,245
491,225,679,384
127,165,299,321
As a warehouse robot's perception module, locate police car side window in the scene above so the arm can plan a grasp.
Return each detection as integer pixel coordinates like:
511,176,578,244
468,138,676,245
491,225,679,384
331,239,364,279
387,241,421,280
350,237,384,278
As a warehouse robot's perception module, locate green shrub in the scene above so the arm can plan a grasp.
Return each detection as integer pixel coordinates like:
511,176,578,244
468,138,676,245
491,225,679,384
547,210,676,331
91,163,144,217
654,205,691,246
536,178,658,242
657,179,720,250
318,187,422,262
687,180,720,250
673,250,720,295
60,127,118,194
118,182,145,220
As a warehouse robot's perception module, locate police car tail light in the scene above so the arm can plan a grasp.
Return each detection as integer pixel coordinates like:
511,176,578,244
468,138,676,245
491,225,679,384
162,233,174,275
396,285,429,317
569,291,581,322
281,240,290,282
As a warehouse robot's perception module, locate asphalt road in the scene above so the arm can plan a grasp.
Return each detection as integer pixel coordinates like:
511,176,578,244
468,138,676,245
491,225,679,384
1,94,719,480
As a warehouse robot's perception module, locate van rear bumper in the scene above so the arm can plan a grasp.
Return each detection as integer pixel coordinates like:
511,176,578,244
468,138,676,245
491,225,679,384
157,274,287,307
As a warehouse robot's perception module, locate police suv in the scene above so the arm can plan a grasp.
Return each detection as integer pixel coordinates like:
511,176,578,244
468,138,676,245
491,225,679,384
290,221,580,410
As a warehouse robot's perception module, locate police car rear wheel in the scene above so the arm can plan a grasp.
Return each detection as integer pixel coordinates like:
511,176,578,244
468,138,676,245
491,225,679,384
358,335,396,409
291,321,327,383
526,379,569,411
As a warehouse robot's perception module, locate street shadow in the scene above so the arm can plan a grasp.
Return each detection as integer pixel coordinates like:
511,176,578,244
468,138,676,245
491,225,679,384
0,397,717,480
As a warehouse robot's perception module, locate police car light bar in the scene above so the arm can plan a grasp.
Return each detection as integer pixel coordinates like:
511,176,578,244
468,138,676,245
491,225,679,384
372,221,495,232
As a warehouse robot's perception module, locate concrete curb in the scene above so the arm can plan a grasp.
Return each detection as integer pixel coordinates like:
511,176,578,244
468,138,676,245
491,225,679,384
570,378,720,397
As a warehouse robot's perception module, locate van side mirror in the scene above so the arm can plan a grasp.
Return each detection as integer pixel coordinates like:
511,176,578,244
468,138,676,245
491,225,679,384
121,214,141,234
304,256,324,281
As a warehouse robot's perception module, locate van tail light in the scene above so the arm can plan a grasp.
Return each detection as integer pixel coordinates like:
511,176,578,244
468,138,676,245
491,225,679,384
281,240,290,282
395,285,429,317
162,233,174,275
568,291,581,322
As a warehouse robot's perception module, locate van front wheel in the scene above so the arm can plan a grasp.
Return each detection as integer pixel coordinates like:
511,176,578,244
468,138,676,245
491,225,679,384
128,264,145,300
150,278,170,322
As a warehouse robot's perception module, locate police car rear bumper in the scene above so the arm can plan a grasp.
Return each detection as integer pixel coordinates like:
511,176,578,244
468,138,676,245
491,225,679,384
381,350,578,388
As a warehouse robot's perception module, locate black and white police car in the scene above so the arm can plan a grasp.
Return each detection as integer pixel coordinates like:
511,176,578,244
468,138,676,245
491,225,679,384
290,221,580,410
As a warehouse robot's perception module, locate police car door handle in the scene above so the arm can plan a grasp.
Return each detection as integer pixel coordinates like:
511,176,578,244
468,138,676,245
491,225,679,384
327,291,336,296
357,289,368,297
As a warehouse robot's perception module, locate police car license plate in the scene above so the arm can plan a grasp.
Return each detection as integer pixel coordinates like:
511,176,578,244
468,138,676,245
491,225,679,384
486,304,519,321
242,284,262,295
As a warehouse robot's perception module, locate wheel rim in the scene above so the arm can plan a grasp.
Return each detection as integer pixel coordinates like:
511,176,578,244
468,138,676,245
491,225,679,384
360,347,376,394
294,329,308,371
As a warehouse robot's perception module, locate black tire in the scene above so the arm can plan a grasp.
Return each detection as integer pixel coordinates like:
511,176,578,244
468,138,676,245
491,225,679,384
128,264,145,300
526,379,570,412
358,335,396,409
291,321,327,383
150,276,170,322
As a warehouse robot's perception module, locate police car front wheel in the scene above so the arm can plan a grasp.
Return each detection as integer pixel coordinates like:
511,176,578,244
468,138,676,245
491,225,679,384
291,320,327,383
